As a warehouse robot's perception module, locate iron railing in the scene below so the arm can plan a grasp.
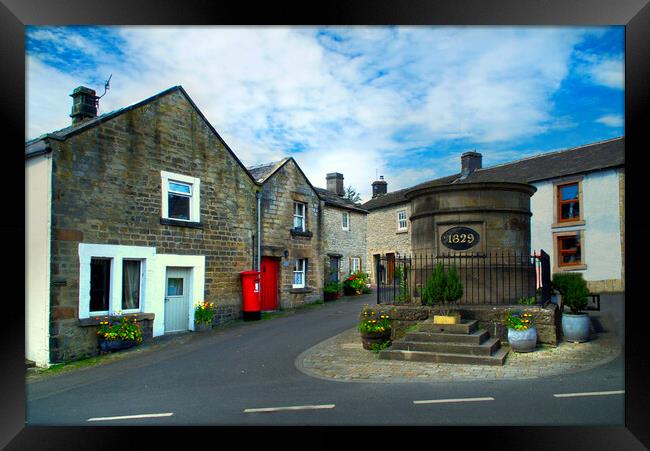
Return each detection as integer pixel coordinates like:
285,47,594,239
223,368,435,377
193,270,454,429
376,250,551,306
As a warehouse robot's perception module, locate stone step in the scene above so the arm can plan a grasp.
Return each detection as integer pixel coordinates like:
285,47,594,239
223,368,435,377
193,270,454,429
379,347,509,366
405,329,490,345
391,337,501,356
417,319,479,335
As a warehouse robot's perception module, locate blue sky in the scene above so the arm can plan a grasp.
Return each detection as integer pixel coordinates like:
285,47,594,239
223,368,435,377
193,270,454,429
25,26,624,201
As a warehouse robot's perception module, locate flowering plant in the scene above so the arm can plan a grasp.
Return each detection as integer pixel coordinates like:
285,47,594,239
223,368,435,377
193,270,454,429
344,271,369,294
503,309,535,331
357,304,393,335
97,315,143,343
194,301,216,325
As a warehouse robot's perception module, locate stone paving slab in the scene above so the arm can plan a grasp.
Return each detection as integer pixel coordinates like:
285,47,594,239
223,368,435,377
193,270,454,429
296,325,622,383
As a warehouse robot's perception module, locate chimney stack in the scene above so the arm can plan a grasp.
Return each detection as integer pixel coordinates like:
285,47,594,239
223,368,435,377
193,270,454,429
326,172,345,197
461,151,482,177
70,86,99,125
372,175,388,198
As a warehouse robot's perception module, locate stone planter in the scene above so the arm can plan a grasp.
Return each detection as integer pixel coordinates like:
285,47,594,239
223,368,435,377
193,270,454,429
194,322,212,332
360,331,392,350
561,313,591,343
507,327,537,352
98,338,139,353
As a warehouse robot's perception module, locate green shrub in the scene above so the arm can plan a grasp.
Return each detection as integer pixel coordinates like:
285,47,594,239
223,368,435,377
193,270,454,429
324,281,341,293
443,266,463,303
420,262,446,306
552,272,589,314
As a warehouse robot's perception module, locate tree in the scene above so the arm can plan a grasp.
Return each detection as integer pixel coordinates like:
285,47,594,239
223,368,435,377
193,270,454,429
344,185,362,203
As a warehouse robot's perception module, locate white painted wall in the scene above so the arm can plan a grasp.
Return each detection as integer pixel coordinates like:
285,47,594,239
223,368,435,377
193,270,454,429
25,154,52,367
530,168,622,282
78,243,205,337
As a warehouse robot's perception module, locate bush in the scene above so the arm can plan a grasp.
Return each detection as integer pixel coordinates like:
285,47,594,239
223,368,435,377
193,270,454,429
97,315,143,343
443,266,463,303
420,262,446,305
194,301,217,325
357,304,393,334
324,281,341,294
344,271,369,294
552,273,589,314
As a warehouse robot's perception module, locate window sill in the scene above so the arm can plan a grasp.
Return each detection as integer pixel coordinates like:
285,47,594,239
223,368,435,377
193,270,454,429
290,287,313,294
290,229,313,238
79,312,155,327
160,218,203,229
396,229,408,234
552,220,585,229
556,264,587,272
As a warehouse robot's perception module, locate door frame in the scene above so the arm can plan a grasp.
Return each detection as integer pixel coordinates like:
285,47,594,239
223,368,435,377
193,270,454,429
164,267,193,333
155,254,205,335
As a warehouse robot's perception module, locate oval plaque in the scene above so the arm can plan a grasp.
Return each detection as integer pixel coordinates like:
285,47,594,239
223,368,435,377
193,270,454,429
441,226,480,251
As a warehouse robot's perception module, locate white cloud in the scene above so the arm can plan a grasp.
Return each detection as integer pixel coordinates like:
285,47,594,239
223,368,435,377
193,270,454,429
25,26,621,200
575,52,624,89
596,114,624,127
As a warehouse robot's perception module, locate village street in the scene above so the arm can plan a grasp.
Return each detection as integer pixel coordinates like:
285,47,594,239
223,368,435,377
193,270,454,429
23,294,626,428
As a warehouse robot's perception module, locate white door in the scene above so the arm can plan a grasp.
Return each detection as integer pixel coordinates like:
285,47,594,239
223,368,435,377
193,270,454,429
165,267,191,333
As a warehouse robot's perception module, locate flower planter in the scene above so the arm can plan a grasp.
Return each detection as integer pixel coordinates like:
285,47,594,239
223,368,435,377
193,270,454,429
194,322,212,332
508,327,537,353
360,331,391,350
562,313,591,343
98,338,139,353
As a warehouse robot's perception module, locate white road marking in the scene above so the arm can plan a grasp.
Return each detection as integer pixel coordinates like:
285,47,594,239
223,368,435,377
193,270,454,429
87,412,174,422
553,390,625,398
244,404,335,413
413,397,495,405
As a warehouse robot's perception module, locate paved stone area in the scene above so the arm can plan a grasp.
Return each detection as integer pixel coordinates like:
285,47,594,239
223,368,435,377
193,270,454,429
296,320,622,383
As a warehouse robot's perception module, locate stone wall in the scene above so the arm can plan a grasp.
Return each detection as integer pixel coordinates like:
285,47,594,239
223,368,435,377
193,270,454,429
259,159,323,308
387,303,560,346
48,88,258,362
322,205,367,279
366,202,412,284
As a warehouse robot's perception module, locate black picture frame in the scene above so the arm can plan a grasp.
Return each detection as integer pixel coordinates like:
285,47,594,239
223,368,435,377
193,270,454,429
4,0,649,448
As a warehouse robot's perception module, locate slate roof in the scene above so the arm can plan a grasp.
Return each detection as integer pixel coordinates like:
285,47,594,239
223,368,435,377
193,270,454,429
362,137,624,211
247,158,291,183
24,85,259,184
313,187,368,213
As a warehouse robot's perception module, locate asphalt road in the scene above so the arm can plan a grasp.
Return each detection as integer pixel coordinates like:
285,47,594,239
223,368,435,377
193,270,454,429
26,294,626,427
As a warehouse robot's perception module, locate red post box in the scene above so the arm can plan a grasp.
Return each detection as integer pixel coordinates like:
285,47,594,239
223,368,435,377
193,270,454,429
240,270,261,321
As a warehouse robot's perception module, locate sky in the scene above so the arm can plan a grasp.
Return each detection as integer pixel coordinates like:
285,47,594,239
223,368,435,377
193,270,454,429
25,26,624,202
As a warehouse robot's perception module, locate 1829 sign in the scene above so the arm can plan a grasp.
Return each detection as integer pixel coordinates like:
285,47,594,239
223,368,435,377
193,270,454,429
441,226,480,251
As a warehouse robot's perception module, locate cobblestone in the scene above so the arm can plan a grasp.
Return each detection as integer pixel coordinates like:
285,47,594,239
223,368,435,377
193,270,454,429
296,322,622,383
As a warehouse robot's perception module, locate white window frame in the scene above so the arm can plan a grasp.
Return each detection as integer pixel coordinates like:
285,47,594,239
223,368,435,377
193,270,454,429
350,257,361,273
397,210,408,231
161,170,201,223
79,244,155,319
293,202,306,232
293,258,306,288
342,211,350,231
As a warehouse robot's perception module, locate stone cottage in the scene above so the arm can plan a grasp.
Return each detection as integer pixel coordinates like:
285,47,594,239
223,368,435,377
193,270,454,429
314,173,368,285
25,85,259,366
362,137,625,293
247,158,324,309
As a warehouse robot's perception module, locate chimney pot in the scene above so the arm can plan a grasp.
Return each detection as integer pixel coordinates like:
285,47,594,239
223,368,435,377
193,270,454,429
326,172,345,196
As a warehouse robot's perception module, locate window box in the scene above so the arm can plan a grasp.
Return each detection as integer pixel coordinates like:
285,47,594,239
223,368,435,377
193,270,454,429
160,218,203,229
290,229,313,238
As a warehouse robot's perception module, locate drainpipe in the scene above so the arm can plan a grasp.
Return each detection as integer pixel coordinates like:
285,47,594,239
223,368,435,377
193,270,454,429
256,191,262,271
